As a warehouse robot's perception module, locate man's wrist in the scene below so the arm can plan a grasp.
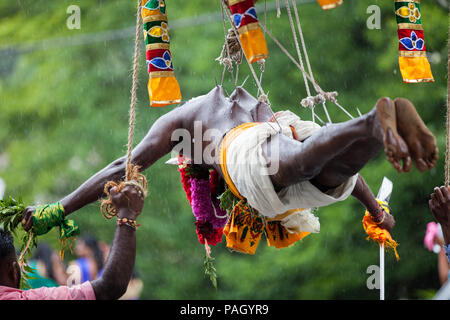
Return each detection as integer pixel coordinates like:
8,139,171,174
117,208,139,221
117,217,140,230
368,201,383,219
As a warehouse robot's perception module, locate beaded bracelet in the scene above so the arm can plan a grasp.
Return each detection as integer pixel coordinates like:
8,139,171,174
375,211,386,225
371,202,385,224
117,217,140,230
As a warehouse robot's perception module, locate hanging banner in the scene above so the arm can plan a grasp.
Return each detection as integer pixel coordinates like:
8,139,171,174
317,0,343,10
228,0,269,63
395,0,434,83
141,0,182,107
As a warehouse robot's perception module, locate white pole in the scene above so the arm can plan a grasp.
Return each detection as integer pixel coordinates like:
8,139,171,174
380,243,385,300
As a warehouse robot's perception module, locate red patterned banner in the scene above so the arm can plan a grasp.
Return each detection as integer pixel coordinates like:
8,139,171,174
395,0,434,83
141,0,181,107
228,0,268,64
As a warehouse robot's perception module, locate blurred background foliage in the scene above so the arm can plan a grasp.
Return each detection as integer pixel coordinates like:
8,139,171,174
0,0,448,299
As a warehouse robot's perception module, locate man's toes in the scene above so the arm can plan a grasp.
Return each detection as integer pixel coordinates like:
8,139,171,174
392,159,402,173
431,148,439,161
402,156,412,172
415,158,428,172
428,155,438,169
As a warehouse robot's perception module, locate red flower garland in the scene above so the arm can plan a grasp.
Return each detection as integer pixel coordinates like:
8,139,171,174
178,155,228,246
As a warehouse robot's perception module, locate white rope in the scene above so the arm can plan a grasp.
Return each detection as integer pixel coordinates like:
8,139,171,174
260,7,356,122
276,0,282,18
291,0,315,84
218,2,233,85
284,0,311,97
322,102,332,124
257,0,267,97
285,1,352,123
259,21,322,94
221,0,282,132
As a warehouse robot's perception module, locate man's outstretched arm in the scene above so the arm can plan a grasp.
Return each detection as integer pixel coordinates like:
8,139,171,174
91,184,144,300
351,174,395,231
22,109,182,229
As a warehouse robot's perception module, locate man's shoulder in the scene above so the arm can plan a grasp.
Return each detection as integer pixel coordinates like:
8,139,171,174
0,282,96,300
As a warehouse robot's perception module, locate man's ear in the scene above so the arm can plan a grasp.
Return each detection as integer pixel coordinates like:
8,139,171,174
9,260,21,289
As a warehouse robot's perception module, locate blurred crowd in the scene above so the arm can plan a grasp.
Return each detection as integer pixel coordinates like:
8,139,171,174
24,235,143,300
424,222,449,287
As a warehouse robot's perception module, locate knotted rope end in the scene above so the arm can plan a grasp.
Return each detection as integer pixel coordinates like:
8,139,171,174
100,163,148,220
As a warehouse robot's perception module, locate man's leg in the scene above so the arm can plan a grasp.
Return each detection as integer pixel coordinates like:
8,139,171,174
267,97,412,190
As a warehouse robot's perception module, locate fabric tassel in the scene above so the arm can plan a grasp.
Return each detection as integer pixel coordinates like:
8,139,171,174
317,0,343,10
223,201,265,254
395,0,434,83
141,0,182,107
265,221,310,249
223,200,310,254
228,0,268,64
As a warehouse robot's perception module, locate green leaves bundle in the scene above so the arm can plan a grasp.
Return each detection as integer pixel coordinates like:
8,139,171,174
0,196,25,234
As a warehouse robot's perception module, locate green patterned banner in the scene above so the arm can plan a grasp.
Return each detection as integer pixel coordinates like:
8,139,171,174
395,1,422,24
144,20,170,45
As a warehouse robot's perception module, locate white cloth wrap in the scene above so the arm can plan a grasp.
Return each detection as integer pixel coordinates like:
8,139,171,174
225,110,358,234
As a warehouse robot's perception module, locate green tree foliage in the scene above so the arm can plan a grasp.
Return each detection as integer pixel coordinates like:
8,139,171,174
0,0,447,299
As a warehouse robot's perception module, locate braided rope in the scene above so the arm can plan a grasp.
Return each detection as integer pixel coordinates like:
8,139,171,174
446,38,450,187
100,1,148,219
126,0,143,182
285,0,311,97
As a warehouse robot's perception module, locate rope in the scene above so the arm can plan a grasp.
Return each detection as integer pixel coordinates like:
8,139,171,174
259,21,322,94
100,1,148,219
258,9,355,121
125,0,142,182
284,1,352,121
446,37,450,187
291,0,315,84
221,0,282,132
257,0,268,97
217,3,235,85
276,0,282,18
284,0,311,97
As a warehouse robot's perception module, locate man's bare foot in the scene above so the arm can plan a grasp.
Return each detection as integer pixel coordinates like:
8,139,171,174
394,98,439,172
372,97,412,172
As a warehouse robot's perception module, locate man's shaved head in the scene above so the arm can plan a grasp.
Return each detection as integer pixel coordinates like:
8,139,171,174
0,228,15,261
0,228,20,288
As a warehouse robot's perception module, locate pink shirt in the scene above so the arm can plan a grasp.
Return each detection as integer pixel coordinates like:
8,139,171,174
0,281,96,300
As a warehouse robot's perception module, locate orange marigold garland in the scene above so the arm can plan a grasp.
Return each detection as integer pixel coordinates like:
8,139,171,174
362,199,399,261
